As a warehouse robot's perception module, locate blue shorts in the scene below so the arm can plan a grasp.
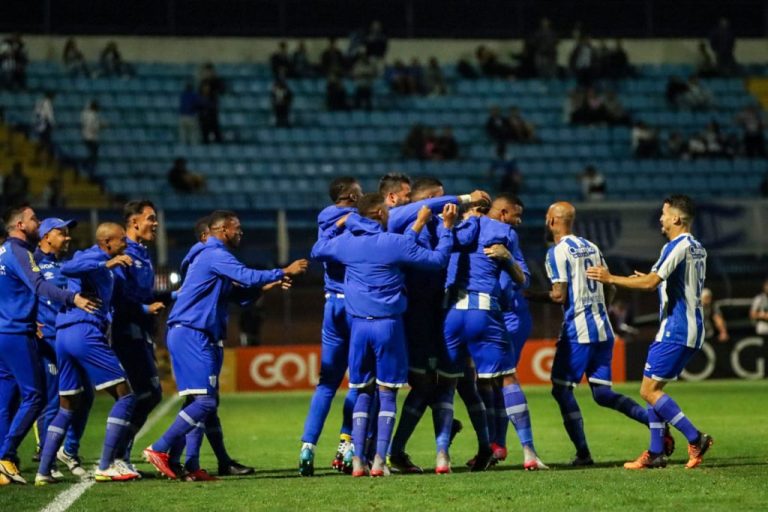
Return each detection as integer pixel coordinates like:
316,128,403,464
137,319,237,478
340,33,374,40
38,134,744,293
551,340,614,388
56,323,127,395
348,316,408,389
404,298,444,374
167,325,218,396
319,294,352,385
442,309,515,379
644,342,699,382
112,336,160,398
504,310,532,368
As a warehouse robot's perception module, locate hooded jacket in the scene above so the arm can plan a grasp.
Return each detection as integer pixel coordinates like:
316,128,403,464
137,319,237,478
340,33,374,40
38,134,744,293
34,248,68,340
317,204,356,294
111,238,156,341
56,245,114,331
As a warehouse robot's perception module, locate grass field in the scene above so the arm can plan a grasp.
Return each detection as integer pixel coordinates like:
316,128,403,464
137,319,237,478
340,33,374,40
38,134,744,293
5,379,768,511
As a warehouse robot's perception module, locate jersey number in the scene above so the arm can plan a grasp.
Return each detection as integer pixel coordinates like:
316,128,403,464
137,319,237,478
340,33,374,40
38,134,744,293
694,260,705,297
584,258,597,293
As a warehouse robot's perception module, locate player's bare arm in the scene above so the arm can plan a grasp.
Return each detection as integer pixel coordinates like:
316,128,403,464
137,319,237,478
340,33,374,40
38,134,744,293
525,282,567,304
586,265,662,291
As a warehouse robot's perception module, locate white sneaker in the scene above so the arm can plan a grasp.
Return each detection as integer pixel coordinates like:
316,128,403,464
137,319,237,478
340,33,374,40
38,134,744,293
57,448,87,477
435,451,451,474
35,473,62,486
113,459,141,479
51,466,65,480
93,464,139,482
524,457,550,471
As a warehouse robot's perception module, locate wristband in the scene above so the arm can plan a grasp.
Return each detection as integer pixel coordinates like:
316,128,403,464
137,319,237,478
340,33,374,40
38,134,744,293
459,194,472,204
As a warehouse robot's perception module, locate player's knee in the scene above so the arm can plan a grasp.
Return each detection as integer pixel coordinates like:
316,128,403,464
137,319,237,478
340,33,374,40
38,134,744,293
194,394,218,415
117,392,137,411
591,384,617,407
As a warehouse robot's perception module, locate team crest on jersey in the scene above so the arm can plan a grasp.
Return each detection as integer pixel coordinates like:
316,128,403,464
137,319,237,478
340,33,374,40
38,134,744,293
135,260,143,268
209,375,218,388
43,271,54,280
0,264,5,275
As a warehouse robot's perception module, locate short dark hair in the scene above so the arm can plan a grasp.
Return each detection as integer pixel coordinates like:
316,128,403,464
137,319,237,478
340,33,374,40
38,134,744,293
494,193,524,208
378,172,411,195
356,193,386,219
208,210,238,229
328,176,359,203
194,215,210,241
2,202,31,231
411,177,443,195
664,194,695,223
123,200,156,224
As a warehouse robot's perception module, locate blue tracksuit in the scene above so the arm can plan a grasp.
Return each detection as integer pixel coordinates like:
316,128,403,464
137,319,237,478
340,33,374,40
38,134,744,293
167,237,282,396
443,216,522,378
0,237,75,459
56,245,128,394
499,244,532,368
311,213,452,388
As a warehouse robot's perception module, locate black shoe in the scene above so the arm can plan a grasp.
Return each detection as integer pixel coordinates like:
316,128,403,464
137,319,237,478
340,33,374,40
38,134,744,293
469,446,494,472
449,419,463,446
218,459,255,476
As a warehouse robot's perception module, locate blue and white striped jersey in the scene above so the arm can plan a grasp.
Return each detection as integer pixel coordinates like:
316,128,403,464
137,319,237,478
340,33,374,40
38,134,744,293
545,234,615,344
651,233,707,348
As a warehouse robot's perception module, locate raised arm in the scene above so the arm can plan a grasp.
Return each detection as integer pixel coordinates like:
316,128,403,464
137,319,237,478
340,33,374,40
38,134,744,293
13,243,75,306
212,249,286,289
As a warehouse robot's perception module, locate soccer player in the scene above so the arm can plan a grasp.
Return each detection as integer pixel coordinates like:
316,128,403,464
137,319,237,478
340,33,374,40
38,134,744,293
441,206,547,472
532,202,654,466
110,200,167,472
379,172,412,207
299,177,362,476
33,218,94,478
587,195,713,469
311,194,458,477
143,210,307,481
36,222,141,484
0,204,97,485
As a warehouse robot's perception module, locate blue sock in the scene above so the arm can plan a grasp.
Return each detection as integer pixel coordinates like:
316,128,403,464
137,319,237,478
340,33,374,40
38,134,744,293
205,413,231,466
432,383,455,453
152,395,216,453
184,422,205,472
494,387,509,447
503,383,534,450
456,375,490,448
591,384,648,425
477,384,497,445
351,391,372,463
647,405,665,454
99,394,136,470
376,389,397,460
340,388,359,437
63,387,93,456
552,385,589,457
653,394,699,443
38,408,73,476
390,387,429,455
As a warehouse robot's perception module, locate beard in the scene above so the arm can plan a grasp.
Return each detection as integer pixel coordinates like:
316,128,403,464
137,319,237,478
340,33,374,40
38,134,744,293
545,227,554,243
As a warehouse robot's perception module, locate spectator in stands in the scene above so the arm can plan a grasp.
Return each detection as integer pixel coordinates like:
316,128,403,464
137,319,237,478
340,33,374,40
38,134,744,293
365,20,388,60
631,121,660,158
2,162,29,206
423,57,447,96
292,41,314,78
486,105,511,158
569,34,595,86
606,39,633,79
709,17,738,75
604,90,631,125
198,82,223,143
198,62,226,98
271,76,293,127
81,100,105,174
33,91,56,165
98,41,134,78
531,18,559,79
456,58,479,79
0,33,27,90
432,127,459,160
579,164,606,201
320,37,345,77
696,41,718,78
62,37,89,77
41,177,65,208
507,107,536,143
689,121,732,159
681,75,714,110
667,131,688,159
665,76,690,108
270,42,293,78
409,58,426,95
352,53,377,111
702,288,729,343
749,278,768,336
570,87,608,125
179,82,200,144
735,105,766,158
402,124,427,159
168,158,206,194
492,158,522,196
387,60,411,95
475,45,515,79
325,74,348,111
594,41,611,79
608,299,639,338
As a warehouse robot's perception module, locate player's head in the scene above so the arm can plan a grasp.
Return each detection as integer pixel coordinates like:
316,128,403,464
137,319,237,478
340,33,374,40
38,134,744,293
489,193,524,227
356,193,389,228
378,172,411,207
194,215,211,243
123,199,158,243
39,218,76,257
2,203,40,244
410,177,444,202
328,176,362,205
660,194,695,239
701,288,713,305
96,222,127,257
545,201,575,242
209,210,242,248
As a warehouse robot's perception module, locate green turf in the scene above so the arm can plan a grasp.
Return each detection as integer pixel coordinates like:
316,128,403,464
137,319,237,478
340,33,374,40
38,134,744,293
5,380,768,511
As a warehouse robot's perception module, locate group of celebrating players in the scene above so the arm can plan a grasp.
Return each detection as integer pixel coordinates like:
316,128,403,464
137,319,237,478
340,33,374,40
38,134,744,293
0,170,713,487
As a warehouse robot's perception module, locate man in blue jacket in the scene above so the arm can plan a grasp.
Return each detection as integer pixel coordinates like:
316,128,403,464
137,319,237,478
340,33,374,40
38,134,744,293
33,218,94,479
36,222,140,484
299,177,362,476
0,204,97,485
311,193,458,477
143,210,307,481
